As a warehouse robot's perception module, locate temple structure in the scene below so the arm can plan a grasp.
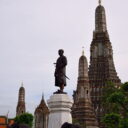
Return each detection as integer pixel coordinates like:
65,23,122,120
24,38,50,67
0,116,14,128
16,82,26,116
88,0,121,127
72,51,98,128
34,95,49,128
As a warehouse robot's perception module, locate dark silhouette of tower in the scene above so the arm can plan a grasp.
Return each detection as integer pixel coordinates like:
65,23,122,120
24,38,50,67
88,1,121,127
16,82,26,116
72,50,98,128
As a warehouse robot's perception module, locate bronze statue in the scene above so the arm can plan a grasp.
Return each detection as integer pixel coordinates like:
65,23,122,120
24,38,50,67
54,49,67,93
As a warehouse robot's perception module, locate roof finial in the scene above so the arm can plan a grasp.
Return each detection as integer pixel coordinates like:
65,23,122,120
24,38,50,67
99,0,101,5
82,47,85,56
21,81,23,87
42,92,44,100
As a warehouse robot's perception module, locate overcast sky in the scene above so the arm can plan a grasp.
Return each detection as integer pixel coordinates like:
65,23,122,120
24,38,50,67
0,0,128,118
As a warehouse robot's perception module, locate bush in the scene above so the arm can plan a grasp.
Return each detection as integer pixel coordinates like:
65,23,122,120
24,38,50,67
14,113,33,127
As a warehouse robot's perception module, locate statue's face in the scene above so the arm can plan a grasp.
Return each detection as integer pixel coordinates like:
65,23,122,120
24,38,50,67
58,50,64,56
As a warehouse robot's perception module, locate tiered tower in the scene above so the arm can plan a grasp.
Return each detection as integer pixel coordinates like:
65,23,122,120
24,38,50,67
16,82,26,116
72,51,98,128
88,0,121,126
34,94,49,128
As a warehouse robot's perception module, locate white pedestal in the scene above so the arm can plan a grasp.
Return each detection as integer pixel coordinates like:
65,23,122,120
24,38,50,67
47,94,73,128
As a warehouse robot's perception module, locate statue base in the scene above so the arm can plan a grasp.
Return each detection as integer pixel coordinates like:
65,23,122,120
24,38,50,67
47,94,73,128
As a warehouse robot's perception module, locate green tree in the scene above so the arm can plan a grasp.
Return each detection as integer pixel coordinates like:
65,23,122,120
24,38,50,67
102,81,120,113
102,113,120,128
14,113,33,127
119,118,128,128
102,82,128,128
121,82,128,92
107,91,128,113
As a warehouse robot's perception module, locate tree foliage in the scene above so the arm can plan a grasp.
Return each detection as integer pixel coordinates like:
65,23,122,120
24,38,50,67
102,113,120,128
102,82,128,128
14,113,33,127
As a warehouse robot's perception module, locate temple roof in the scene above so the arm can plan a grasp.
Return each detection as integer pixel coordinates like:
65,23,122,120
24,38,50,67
35,96,49,114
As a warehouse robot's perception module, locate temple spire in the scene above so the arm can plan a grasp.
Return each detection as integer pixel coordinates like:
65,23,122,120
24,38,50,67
78,49,88,78
16,84,26,116
95,0,107,32
72,52,98,127
89,1,121,127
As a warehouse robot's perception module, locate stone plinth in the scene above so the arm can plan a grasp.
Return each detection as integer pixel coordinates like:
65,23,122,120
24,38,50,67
47,94,73,128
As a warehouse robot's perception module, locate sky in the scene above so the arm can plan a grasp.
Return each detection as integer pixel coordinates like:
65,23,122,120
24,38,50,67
0,0,128,118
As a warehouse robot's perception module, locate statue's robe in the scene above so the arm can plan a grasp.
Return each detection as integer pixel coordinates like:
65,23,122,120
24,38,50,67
55,55,67,87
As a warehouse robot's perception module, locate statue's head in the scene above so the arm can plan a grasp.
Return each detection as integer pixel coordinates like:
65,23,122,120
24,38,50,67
58,49,64,56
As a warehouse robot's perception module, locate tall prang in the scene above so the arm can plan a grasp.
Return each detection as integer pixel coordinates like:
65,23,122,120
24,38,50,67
16,82,26,116
88,0,121,126
72,50,98,128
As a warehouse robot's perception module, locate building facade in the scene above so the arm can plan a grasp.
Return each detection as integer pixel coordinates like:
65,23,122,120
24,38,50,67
0,116,14,128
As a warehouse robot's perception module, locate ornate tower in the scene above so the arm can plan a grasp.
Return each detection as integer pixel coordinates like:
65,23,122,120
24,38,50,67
34,94,49,128
88,0,121,126
16,82,26,116
72,50,98,128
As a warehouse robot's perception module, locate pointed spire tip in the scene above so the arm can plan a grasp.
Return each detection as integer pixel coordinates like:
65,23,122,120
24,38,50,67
82,47,85,56
42,92,44,100
99,0,101,5
21,81,23,87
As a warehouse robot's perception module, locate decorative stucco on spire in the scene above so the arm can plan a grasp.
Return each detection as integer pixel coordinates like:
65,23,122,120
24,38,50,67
72,52,98,127
95,2,107,32
78,51,88,78
89,1,121,127
16,84,26,116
